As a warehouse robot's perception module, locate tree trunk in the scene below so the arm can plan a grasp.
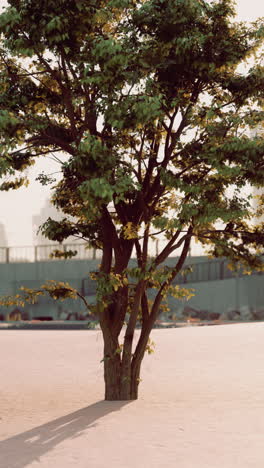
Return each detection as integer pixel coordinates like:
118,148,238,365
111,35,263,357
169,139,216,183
103,324,145,400
102,329,122,400
104,357,143,400
103,323,148,401
104,357,122,400
103,331,143,400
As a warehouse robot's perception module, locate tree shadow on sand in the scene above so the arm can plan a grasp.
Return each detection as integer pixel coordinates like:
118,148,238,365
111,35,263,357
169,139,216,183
0,400,131,468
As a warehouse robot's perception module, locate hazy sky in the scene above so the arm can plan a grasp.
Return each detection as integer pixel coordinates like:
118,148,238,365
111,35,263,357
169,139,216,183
0,0,263,246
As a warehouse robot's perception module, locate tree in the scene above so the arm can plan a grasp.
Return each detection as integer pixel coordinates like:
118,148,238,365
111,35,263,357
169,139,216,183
0,0,264,400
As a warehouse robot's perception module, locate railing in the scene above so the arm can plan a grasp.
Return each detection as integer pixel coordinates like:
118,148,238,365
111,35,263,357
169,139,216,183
81,257,264,294
0,244,101,263
0,243,263,283
0,240,161,263
174,258,264,284
0,238,175,263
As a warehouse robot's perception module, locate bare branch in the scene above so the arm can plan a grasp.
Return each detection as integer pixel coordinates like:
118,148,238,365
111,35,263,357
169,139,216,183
149,225,193,323
76,291,92,311
151,229,182,268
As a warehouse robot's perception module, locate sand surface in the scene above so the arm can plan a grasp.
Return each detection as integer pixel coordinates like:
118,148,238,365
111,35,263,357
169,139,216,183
1,323,264,468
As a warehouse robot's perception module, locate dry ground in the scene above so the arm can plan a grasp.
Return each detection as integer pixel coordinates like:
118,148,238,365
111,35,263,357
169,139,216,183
1,323,264,468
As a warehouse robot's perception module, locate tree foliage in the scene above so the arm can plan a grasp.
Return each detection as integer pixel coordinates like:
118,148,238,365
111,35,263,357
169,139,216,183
0,0,264,399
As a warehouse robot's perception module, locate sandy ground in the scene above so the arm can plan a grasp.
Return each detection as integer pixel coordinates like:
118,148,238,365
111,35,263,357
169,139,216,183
1,323,264,468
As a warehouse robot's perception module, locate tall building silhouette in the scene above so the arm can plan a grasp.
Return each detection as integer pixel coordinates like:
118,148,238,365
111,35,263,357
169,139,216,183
32,198,81,245
32,198,64,245
0,222,8,247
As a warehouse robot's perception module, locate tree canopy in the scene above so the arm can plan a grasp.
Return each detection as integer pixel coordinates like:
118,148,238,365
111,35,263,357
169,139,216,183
0,0,264,400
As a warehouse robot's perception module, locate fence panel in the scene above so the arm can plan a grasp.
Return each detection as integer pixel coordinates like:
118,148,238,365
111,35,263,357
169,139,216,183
8,246,36,263
173,258,263,284
0,247,7,263
0,244,102,263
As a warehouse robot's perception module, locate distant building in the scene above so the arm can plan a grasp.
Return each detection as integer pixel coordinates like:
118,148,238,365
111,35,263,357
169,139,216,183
32,198,63,245
0,222,8,263
32,198,82,247
0,222,8,247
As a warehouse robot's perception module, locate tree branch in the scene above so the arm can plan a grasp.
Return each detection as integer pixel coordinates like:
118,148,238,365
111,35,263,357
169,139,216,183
76,291,91,312
59,47,78,136
151,229,182,268
149,225,193,321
